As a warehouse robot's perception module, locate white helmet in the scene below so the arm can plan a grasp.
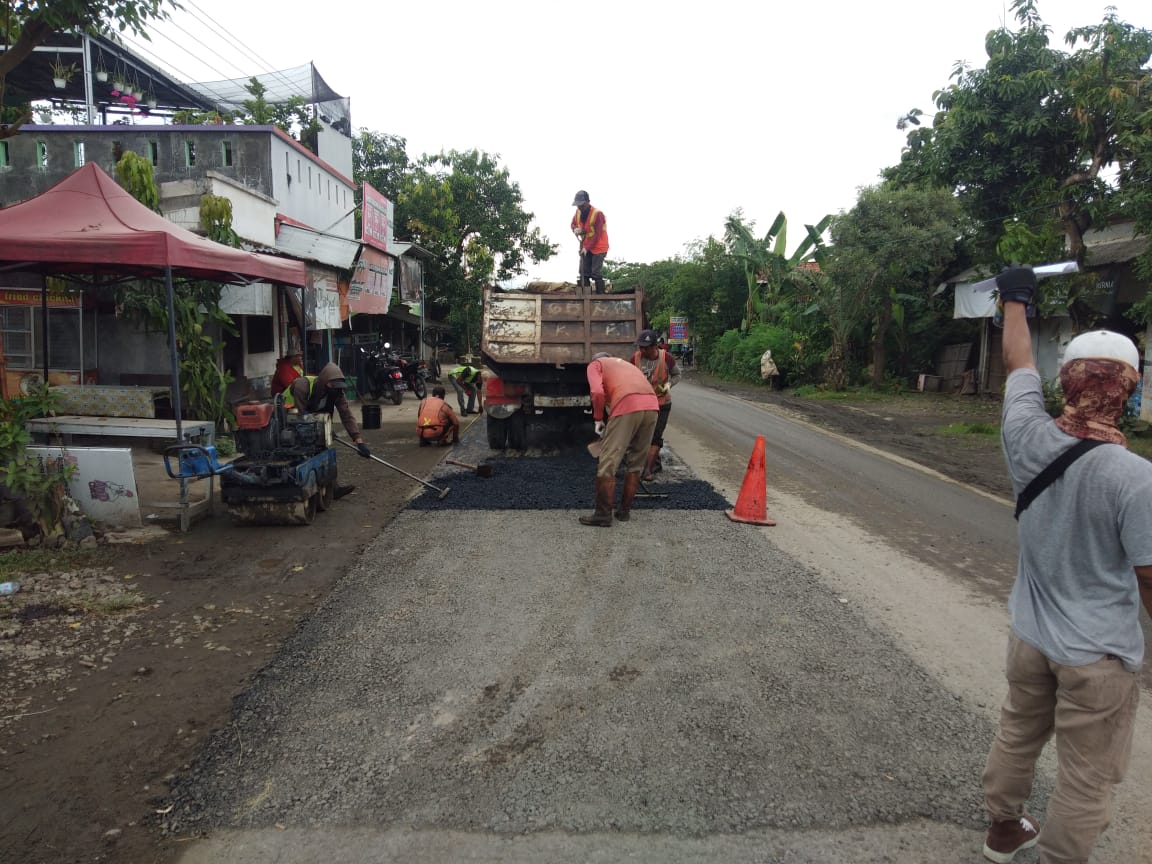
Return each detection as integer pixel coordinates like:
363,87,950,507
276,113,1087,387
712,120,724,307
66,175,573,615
1061,330,1140,372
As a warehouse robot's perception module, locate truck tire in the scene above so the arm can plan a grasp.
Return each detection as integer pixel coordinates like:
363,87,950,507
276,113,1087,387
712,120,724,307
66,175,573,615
507,412,527,450
487,415,508,450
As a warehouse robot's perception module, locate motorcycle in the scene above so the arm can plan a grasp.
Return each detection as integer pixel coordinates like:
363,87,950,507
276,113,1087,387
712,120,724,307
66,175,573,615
385,347,429,400
360,343,408,404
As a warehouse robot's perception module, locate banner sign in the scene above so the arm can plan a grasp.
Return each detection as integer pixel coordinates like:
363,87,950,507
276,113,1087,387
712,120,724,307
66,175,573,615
361,183,393,254
348,247,393,315
668,317,689,344
0,288,80,308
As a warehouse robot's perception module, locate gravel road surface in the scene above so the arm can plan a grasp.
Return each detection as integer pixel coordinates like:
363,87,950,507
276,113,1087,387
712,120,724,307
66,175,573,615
165,429,1030,863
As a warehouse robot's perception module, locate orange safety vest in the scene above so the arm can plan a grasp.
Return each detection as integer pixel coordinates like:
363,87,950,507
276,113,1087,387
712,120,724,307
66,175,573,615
572,206,609,254
599,356,656,414
632,349,671,405
418,396,449,433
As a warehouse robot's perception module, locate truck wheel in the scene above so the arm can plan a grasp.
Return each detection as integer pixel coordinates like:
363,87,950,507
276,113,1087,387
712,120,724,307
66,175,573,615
507,412,527,450
317,481,333,511
487,415,508,450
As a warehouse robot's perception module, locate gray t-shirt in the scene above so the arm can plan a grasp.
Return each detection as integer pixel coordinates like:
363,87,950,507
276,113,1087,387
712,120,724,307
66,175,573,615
1002,368,1152,671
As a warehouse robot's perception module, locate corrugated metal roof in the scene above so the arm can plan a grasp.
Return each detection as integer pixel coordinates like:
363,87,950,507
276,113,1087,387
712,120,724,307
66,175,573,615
274,224,359,269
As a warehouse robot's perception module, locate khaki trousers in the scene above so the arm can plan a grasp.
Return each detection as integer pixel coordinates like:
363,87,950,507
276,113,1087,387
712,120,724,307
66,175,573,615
596,411,656,479
983,631,1140,863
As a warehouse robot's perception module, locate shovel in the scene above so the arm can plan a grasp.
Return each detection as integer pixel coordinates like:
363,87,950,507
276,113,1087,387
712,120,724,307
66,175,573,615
445,458,494,478
335,437,450,499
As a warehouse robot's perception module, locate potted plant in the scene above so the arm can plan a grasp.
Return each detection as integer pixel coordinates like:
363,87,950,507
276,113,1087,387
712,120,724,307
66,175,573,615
50,58,77,89
94,59,109,83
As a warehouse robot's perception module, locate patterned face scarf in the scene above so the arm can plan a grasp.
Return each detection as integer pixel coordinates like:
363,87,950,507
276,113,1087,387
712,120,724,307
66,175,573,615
1055,358,1139,446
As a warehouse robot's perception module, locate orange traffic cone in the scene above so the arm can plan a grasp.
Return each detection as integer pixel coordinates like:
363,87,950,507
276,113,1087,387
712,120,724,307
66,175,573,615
725,435,777,526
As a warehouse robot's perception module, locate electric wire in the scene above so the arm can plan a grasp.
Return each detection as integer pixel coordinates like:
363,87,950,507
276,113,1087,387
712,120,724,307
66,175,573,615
117,32,235,109
180,0,308,101
148,19,252,80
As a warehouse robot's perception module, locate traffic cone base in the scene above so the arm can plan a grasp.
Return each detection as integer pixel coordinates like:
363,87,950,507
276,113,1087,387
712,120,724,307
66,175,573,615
725,435,777,526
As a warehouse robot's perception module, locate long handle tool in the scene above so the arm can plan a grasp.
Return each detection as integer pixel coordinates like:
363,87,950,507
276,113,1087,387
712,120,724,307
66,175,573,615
445,458,494,478
335,437,450,499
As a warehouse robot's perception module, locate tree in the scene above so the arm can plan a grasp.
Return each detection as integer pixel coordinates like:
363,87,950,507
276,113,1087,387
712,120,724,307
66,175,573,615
888,0,1152,269
828,182,962,387
397,149,556,350
723,209,830,331
0,0,176,140
352,129,410,201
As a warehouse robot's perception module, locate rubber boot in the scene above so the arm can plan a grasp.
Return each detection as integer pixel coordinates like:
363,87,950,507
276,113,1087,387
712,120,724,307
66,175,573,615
615,472,640,522
579,476,615,527
594,277,606,294
642,444,660,481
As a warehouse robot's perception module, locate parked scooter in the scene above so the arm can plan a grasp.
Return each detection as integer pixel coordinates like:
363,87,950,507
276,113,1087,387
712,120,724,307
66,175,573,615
360,343,408,404
385,346,429,400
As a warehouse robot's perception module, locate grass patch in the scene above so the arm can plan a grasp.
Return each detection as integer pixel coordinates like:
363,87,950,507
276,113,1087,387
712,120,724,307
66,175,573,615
938,421,1000,436
789,385,891,402
0,545,113,579
70,592,146,614
1126,431,1152,461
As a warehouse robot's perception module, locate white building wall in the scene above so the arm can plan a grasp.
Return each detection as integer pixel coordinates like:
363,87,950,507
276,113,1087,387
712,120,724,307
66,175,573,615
158,174,278,247
268,137,356,239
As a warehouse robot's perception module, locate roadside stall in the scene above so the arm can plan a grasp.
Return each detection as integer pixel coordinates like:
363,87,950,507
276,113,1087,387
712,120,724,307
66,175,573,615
0,162,306,532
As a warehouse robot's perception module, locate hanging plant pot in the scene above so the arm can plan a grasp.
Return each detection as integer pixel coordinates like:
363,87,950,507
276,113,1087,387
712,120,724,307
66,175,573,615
53,78,67,89
113,80,124,92
95,70,109,83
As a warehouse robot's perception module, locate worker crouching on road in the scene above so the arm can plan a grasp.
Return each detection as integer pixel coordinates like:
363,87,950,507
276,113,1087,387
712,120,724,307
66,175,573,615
417,386,460,447
980,266,1152,864
631,329,681,481
283,362,370,498
581,353,658,527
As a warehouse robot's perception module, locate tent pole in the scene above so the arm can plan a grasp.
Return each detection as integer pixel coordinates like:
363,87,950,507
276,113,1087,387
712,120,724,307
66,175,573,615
41,276,49,386
164,267,189,532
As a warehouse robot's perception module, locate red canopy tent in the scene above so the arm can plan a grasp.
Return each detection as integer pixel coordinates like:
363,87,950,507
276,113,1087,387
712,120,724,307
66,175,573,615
0,162,307,442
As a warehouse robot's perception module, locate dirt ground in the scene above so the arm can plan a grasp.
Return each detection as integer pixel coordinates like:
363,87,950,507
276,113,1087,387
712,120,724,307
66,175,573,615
0,378,1009,864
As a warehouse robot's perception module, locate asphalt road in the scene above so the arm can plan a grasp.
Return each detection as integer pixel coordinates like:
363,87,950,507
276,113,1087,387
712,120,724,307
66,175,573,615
168,383,1152,863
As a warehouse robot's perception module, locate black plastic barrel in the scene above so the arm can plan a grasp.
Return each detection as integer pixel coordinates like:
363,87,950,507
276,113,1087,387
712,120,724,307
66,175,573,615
361,403,381,430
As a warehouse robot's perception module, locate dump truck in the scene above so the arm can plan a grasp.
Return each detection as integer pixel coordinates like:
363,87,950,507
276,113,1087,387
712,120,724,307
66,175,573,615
481,283,646,449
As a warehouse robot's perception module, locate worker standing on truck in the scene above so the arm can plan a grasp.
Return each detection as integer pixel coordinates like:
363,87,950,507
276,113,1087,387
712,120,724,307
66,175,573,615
450,364,484,415
571,190,609,294
417,386,460,447
631,329,681,482
581,353,658,527
283,362,371,498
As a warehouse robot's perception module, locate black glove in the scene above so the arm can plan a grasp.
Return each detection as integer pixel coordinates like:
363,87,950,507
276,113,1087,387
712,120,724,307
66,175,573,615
995,266,1037,306
356,442,371,458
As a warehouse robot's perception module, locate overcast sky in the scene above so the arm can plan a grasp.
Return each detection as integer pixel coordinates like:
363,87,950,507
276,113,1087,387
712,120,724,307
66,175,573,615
142,0,1150,283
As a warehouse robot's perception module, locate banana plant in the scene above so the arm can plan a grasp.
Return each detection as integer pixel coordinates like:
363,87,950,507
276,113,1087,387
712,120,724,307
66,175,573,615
724,210,831,330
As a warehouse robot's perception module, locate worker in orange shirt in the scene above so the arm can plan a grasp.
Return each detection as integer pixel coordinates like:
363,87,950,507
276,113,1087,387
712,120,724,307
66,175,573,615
581,353,658,527
571,190,609,294
417,386,460,447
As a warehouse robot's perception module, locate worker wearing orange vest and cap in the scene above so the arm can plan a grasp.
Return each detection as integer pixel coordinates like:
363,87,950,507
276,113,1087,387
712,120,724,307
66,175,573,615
631,329,682,481
571,190,609,294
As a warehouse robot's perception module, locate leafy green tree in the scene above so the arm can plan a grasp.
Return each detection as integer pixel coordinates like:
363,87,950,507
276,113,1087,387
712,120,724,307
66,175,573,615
237,78,322,152
828,182,962,387
0,0,176,139
352,129,410,201
888,0,1152,270
397,149,556,351
723,209,830,331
